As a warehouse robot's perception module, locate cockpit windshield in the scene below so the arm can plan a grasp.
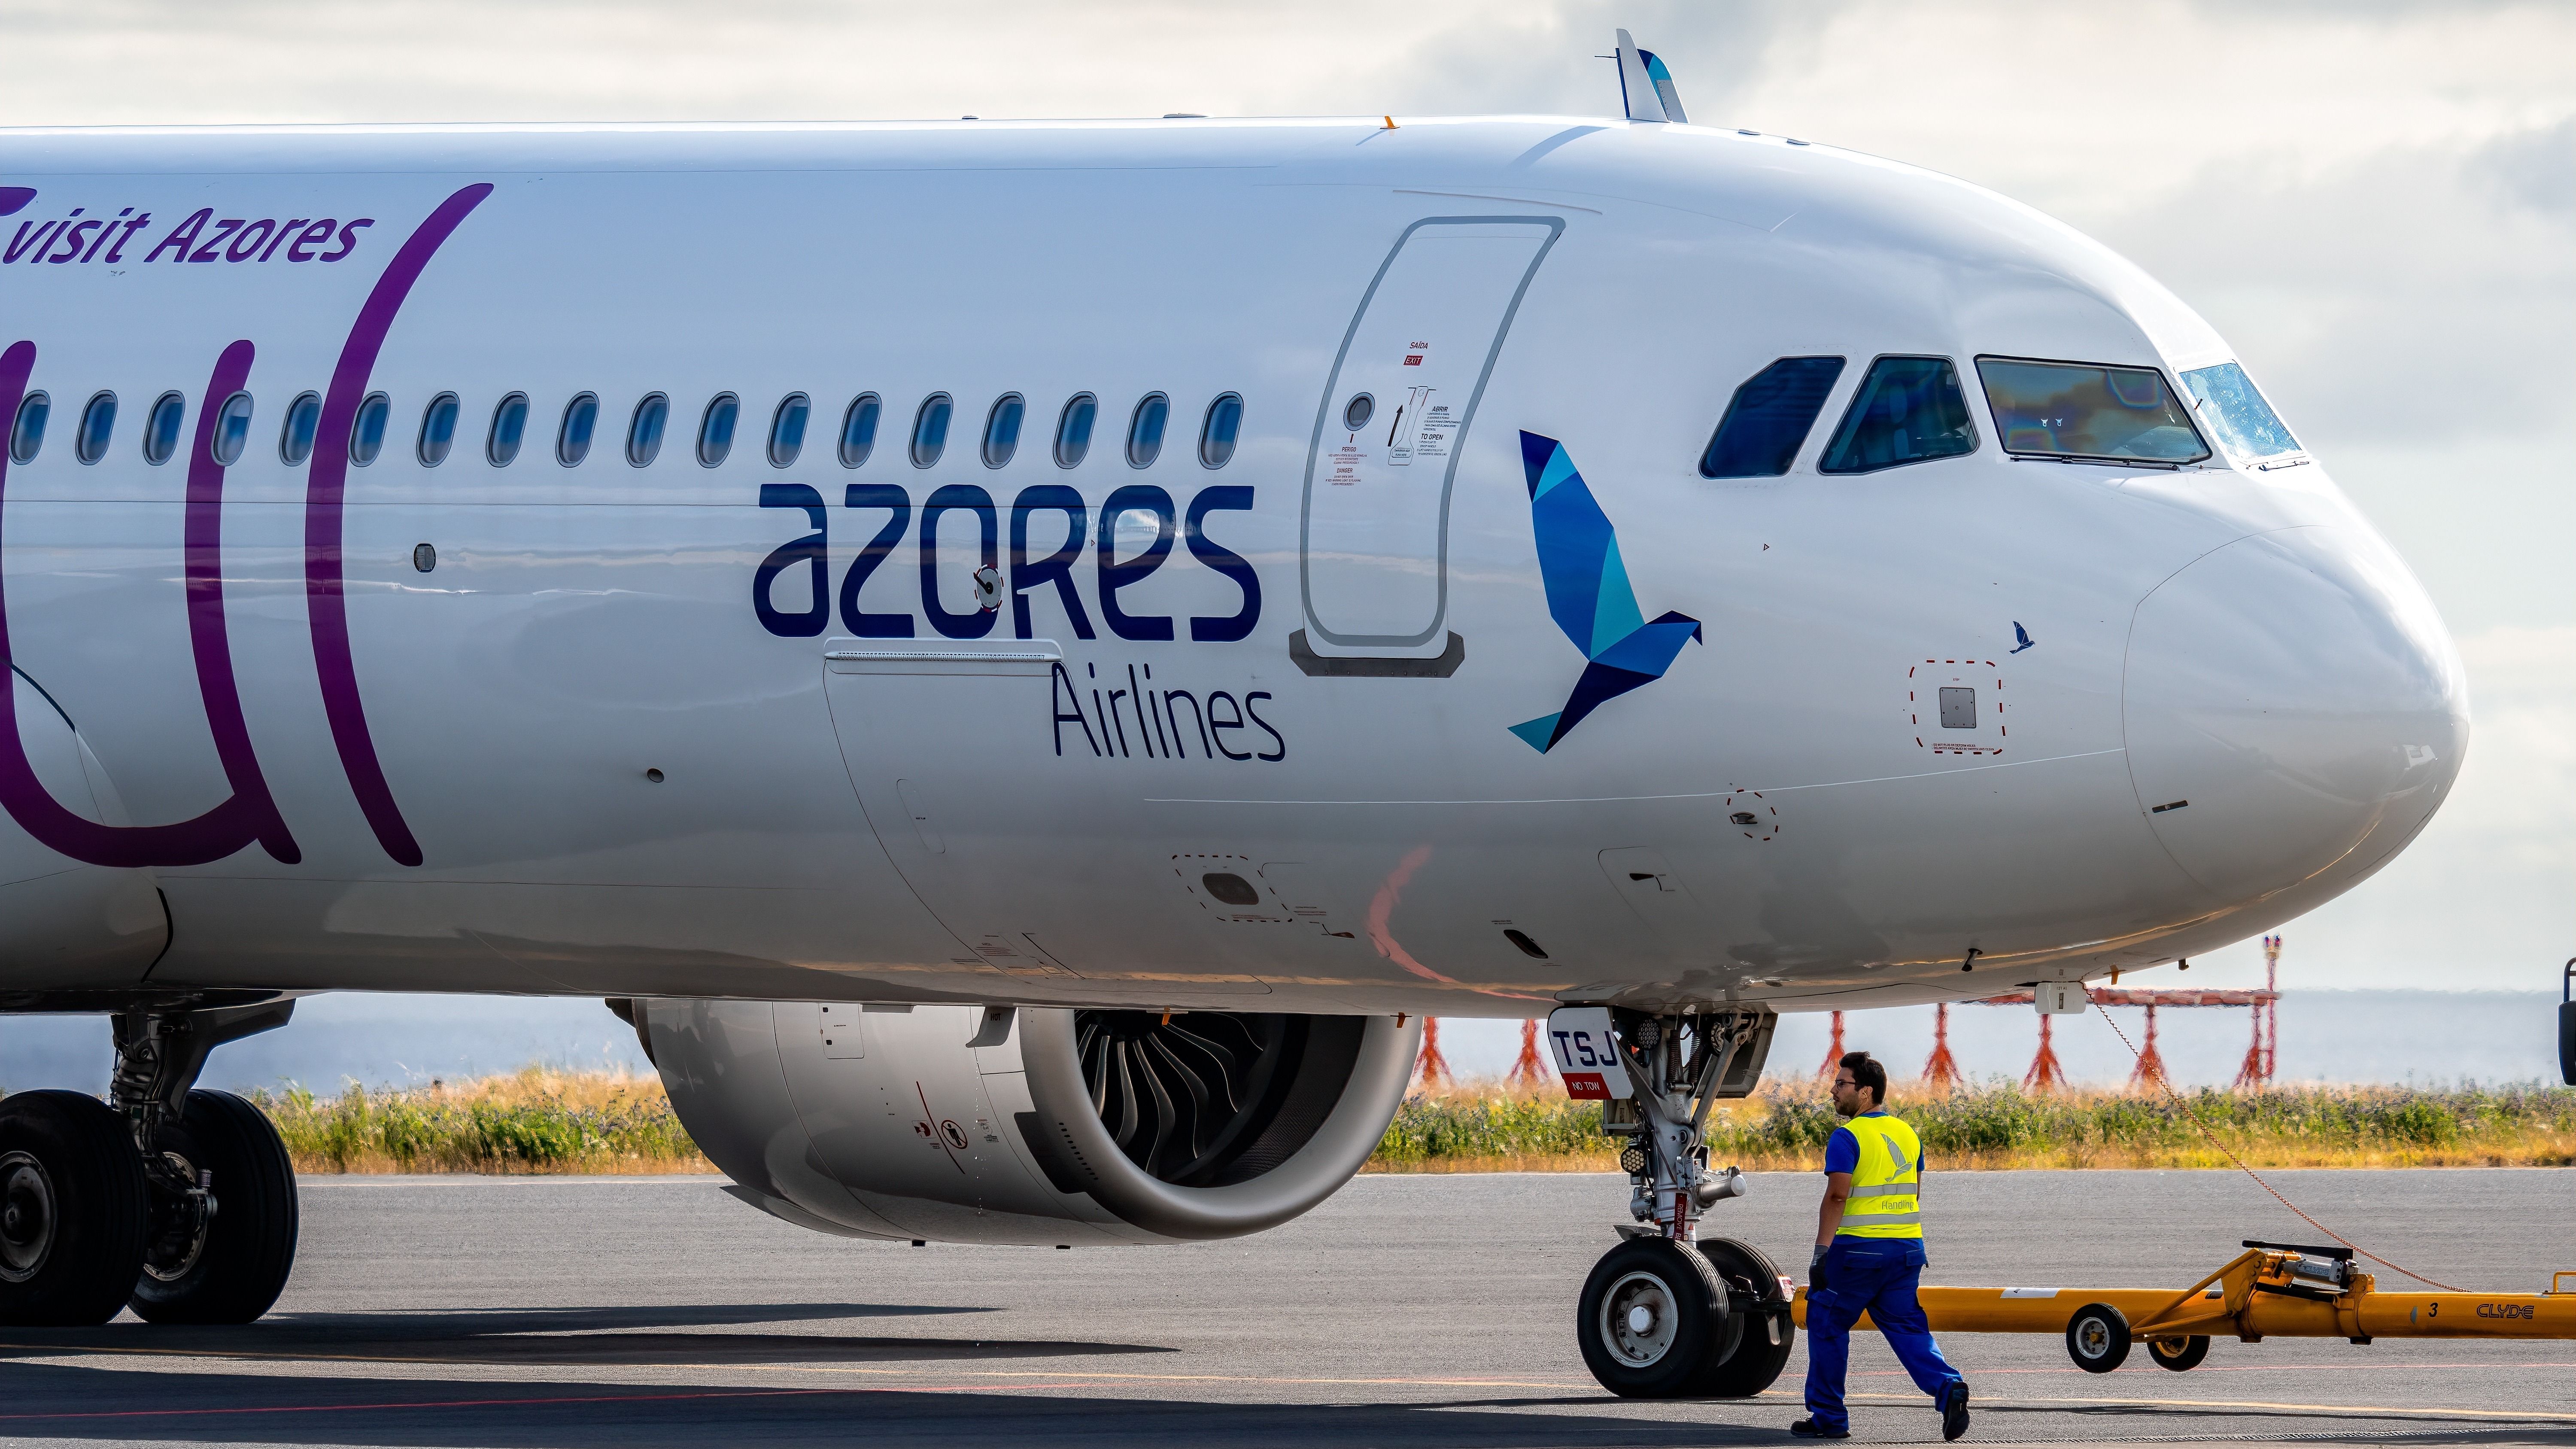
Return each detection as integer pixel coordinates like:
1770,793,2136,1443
1975,358,2210,465
2180,361,2301,462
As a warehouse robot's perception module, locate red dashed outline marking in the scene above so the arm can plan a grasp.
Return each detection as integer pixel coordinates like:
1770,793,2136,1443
1909,658,2007,757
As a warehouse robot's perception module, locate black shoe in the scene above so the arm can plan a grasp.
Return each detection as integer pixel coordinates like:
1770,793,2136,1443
1941,1382,1971,1441
1788,1420,1850,1440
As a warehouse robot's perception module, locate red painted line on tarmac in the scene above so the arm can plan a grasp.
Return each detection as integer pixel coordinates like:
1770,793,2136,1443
0,1382,1093,1423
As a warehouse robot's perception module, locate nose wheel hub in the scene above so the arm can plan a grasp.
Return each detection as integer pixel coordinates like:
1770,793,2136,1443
1603,1270,1679,1364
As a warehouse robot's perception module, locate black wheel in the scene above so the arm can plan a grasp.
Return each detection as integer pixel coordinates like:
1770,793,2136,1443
1689,1236,1795,1397
2148,1334,2209,1372
0,1090,148,1326
2066,1300,2131,1373
130,1090,298,1324
1577,1236,1729,1398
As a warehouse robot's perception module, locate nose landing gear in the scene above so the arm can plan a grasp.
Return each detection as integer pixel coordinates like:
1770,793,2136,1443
1564,1005,1794,1399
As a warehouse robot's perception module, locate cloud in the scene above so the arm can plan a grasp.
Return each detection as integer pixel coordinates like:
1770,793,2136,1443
2479,118,2576,220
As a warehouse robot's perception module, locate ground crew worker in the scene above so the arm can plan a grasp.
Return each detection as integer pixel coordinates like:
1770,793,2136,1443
1791,1050,1971,1441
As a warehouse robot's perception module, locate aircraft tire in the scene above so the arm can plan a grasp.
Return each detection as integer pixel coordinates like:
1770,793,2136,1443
2065,1301,2132,1373
0,1089,149,1326
2148,1334,2209,1372
1687,1236,1794,1397
129,1090,298,1324
1578,1236,1729,1398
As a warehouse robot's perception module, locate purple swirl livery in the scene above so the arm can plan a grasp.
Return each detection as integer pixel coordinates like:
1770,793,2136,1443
0,338,300,866
0,182,491,869
305,182,493,868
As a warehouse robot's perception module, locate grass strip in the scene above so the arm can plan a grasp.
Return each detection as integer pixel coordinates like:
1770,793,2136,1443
1373,1079,2576,1172
246,1066,711,1175
132,1071,2576,1176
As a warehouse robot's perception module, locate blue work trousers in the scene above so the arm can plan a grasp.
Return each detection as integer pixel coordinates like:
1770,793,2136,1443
1803,1236,1964,1432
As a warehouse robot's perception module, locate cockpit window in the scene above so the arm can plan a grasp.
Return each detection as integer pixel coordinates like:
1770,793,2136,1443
1819,357,1976,474
1700,357,1844,478
2180,361,2300,462
1976,357,2208,465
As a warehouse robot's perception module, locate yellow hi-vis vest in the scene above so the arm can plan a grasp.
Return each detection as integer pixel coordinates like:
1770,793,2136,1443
1835,1112,1923,1240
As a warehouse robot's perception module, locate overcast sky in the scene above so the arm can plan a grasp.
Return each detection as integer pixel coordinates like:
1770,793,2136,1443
3,0,2570,992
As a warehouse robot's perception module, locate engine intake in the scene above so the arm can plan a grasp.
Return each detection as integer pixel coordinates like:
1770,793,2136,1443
640,1000,1419,1246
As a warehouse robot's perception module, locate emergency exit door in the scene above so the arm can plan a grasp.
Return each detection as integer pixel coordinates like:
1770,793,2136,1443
1298,216,1564,660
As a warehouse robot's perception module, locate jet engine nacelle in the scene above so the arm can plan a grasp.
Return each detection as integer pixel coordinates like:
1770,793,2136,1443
639,999,1421,1246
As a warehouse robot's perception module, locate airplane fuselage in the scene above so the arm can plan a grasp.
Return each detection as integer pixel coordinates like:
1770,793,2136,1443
0,116,2467,1018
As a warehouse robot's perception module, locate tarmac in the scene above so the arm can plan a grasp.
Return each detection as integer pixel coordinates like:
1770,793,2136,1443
0,1166,2569,1447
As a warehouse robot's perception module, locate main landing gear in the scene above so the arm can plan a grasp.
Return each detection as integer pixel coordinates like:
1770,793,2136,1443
1570,1007,1794,1399
0,1000,297,1326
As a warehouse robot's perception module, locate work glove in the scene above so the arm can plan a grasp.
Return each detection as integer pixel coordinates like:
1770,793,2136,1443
1808,1242,1831,1294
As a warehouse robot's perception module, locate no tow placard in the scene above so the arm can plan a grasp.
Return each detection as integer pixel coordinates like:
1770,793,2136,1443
1545,1006,1631,1100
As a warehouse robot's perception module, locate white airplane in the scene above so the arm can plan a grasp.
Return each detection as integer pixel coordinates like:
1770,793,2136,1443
0,32,2464,1398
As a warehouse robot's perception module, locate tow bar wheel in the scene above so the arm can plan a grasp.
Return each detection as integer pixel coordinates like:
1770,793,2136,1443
1577,1237,1728,1398
2066,1300,2132,1373
2148,1334,2210,1372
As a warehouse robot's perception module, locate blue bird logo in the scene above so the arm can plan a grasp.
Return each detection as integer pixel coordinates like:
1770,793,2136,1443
2010,621,2035,654
1509,431,1702,753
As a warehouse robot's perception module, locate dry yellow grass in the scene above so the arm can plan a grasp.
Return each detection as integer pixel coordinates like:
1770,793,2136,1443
242,1069,2576,1176
1369,1076,2576,1173
252,1065,715,1175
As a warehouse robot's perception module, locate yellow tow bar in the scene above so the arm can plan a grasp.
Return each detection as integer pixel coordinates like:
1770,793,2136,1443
1790,1240,2576,1373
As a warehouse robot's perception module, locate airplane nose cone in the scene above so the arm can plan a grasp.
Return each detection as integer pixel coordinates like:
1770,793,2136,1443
2123,526,2467,902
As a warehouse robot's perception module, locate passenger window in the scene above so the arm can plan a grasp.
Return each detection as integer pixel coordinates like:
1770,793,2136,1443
1976,358,2208,465
627,393,669,467
982,392,1025,468
1819,357,1976,474
557,392,599,466
210,392,253,467
75,392,115,465
697,393,739,468
1198,392,1243,469
2180,361,2300,462
1126,392,1169,468
9,390,48,465
350,392,392,467
1699,356,1844,478
417,392,461,467
1054,393,1097,468
143,392,185,465
768,392,810,468
910,393,952,468
486,393,528,467
1341,393,1374,431
278,391,321,465
838,393,881,468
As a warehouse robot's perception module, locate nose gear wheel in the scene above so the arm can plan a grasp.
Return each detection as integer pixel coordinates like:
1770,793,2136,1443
1578,1236,1729,1398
